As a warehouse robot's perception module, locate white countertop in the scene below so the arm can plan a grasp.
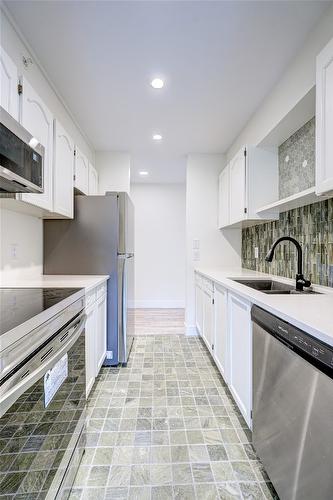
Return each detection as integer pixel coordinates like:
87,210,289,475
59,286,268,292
195,267,333,347
0,275,109,352
0,275,109,292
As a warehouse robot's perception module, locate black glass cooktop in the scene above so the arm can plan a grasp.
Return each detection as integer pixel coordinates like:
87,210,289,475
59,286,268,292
0,288,82,336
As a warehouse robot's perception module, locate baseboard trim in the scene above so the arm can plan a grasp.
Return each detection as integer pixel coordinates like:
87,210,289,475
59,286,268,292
132,300,185,309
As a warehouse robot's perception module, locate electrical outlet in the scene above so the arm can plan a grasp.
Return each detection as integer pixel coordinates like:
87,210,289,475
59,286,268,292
193,239,200,250
193,249,200,261
10,243,18,260
255,247,259,259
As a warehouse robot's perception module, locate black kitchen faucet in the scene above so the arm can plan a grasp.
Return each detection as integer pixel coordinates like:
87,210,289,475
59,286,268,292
265,236,311,292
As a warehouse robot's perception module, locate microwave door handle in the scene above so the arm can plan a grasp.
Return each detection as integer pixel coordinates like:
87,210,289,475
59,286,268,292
0,314,86,418
0,165,43,193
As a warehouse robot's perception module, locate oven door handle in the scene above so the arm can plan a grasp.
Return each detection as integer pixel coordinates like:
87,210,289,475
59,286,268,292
0,313,86,418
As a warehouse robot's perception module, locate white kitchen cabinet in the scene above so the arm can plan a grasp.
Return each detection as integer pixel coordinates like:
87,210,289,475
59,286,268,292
0,47,19,120
89,163,99,195
96,293,107,374
213,283,229,382
85,302,97,397
316,37,333,195
74,147,89,194
202,280,214,353
228,292,252,428
229,149,247,225
220,145,278,228
52,120,74,218
218,165,230,229
85,282,107,396
20,77,53,211
195,275,204,336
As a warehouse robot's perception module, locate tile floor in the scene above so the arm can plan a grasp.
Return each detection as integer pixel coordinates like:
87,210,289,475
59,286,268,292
70,335,278,500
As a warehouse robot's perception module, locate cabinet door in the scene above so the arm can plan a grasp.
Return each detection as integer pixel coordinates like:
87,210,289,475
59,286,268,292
89,163,99,195
228,293,252,428
0,47,19,120
85,304,97,397
229,148,246,224
195,280,203,336
316,37,333,195
218,165,230,228
74,147,89,194
21,77,53,211
214,284,229,382
95,294,107,375
53,120,74,218
203,288,214,352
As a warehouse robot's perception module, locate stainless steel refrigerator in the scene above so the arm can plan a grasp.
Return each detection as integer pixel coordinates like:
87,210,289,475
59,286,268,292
43,192,135,366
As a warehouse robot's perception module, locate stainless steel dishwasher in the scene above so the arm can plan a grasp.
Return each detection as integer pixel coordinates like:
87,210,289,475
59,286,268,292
252,305,333,500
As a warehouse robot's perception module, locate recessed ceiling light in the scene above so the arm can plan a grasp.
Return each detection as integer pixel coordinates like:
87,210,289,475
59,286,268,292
153,134,162,141
139,171,149,176
151,78,164,89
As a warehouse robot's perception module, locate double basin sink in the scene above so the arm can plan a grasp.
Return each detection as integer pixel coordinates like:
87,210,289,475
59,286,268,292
231,279,320,295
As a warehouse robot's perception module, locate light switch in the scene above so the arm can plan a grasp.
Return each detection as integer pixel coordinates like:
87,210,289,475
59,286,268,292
193,249,200,261
193,239,200,250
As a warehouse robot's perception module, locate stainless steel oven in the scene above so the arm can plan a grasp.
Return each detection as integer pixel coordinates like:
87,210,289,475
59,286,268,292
0,106,44,194
0,299,86,499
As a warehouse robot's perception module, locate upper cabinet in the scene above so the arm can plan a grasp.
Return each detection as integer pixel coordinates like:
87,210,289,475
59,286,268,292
74,147,89,195
0,48,19,120
20,77,53,212
52,120,74,218
89,163,99,195
316,37,333,196
218,145,278,228
218,165,229,229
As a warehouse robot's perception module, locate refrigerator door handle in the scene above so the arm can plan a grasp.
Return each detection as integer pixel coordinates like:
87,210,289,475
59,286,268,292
118,255,127,363
118,252,134,259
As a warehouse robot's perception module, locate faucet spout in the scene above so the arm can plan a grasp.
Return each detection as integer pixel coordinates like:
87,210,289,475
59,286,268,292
265,236,310,291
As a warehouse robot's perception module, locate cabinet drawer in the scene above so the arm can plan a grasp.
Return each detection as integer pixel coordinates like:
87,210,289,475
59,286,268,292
85,289,96,308
202,278,214,294
96,282,107,300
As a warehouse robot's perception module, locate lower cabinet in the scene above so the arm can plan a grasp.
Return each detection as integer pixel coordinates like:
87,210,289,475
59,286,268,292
85,302,97,397
202,285,214,352
228,292,252,428
195,276,204,335
214,283,229,382
194,272,253,429
96,294,107,375
85,283,107,397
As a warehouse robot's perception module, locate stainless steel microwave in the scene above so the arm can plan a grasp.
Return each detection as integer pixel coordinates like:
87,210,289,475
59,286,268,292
0,106,44,193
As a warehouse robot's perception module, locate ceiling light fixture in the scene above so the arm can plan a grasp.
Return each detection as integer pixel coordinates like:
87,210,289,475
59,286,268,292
153,134,162,141
139,171,149,176
151,78,164,89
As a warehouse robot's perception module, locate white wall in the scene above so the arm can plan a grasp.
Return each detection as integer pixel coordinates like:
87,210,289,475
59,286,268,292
227,4,333,159
96,152,131,195
131,183,186,308
0,209,43,283
185,155,241,334
0,7,94,281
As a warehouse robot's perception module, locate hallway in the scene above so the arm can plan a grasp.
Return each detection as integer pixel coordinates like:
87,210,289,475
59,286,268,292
134,310,185,336
70,335,277,499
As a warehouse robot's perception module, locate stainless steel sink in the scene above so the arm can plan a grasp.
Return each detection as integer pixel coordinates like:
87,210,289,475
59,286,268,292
230,279,320,294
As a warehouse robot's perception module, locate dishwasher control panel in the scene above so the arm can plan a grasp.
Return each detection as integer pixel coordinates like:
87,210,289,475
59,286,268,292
252,305,333,372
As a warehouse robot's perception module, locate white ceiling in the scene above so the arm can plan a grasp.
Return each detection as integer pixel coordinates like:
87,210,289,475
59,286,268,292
5,0,330,183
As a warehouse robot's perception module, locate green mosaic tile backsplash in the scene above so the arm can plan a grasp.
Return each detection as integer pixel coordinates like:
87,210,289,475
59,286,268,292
242,198,333,287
